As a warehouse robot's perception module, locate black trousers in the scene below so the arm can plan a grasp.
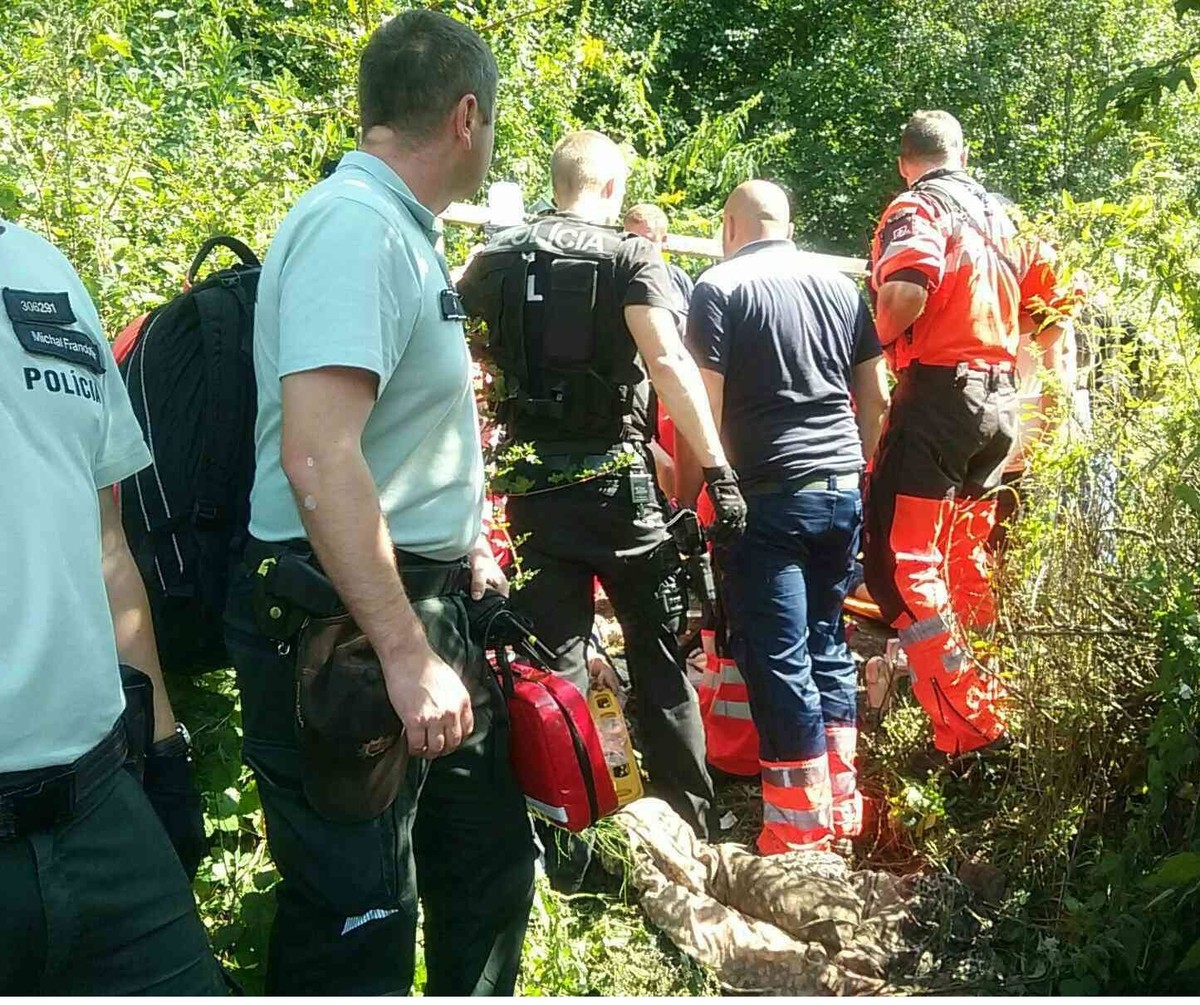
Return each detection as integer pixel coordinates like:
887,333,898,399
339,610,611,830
0,749,225,995
224,564,536,996
505,461,715,837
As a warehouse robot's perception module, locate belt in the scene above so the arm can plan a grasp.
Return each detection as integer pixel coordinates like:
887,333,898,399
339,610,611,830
245,538,468,604
517,437,648,456
0,720,127,840
743,471,861,497
905,361,1017,391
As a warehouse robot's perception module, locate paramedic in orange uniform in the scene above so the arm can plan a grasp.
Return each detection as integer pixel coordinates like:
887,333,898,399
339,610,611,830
863,110,1071,757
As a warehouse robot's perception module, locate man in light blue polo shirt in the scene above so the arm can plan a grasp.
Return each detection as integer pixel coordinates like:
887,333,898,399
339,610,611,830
222,10,534,996
0,219,223,994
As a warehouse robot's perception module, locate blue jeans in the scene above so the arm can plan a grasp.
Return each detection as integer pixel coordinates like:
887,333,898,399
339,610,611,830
718,487,862,762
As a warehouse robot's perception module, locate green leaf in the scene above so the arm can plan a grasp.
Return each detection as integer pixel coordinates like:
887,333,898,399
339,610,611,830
1178,937,1200,972
1145,852,1200,888
91,32,132,59
1174,484,1200,520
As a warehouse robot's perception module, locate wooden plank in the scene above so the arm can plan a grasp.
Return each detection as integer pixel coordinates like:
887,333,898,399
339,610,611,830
439,203,868,276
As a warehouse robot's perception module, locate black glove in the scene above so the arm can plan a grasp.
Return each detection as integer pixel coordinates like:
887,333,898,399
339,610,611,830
143,746,208,881
703,464,748,544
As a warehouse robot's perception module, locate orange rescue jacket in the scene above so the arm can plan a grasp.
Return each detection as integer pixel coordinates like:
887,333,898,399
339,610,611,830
869,169,1066,371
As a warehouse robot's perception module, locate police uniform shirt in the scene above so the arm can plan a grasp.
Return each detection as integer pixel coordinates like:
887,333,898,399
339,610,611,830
250,151,485,560
458,212,678,441
0,220,152,772
686,238,881,487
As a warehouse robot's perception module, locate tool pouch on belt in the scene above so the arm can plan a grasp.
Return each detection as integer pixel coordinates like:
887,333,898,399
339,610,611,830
469,592,621,833
249,546,406,823
251,549,343,642
294,611,410,824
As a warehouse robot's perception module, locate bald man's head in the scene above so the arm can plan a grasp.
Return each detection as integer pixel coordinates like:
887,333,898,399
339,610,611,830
721,180,793,256
551,130,628,219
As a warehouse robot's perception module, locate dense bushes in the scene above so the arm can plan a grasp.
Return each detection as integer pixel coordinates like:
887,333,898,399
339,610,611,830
3,0,1200,993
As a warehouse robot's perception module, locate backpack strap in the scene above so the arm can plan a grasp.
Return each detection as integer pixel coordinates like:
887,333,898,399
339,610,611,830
914,177,1023,283
187,236,260,287
191,279,253,527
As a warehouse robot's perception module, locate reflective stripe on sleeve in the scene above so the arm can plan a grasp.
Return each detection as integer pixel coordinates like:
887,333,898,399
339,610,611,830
898,614,949,646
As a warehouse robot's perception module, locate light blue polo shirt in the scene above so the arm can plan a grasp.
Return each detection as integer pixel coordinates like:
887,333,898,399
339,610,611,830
0,220,152,772
249,152,485,560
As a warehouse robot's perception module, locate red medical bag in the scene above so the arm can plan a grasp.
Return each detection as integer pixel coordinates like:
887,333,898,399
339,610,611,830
503,659,619,832
475,597,621,833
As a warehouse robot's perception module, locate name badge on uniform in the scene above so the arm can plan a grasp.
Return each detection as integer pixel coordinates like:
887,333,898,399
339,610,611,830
3,288,105,375
3,288,77,326
440,288,468,322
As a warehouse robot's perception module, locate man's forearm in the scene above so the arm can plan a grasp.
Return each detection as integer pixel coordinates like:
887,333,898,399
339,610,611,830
101,490,176,742
647,352,726,469
104,546,177,741
674,435,703,509
857,405,886,464
285,448,429,672
1033,322,1072,438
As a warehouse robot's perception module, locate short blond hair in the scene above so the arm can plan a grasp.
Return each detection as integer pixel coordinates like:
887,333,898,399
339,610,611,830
623,203,669,242
551,130,627,202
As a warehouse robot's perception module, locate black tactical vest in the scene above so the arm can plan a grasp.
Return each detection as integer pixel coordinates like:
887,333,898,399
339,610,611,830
459,214,649,449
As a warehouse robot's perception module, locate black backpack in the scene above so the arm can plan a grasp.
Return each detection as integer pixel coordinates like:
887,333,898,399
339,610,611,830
118,236,260,675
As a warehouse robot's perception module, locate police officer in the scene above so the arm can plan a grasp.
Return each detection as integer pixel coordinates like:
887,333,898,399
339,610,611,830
0,220,224,993
458,130,747,840
864,110,1071,758
222,11,535,996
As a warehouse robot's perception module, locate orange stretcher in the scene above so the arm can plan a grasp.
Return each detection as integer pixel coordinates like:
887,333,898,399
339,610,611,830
843,593,885,624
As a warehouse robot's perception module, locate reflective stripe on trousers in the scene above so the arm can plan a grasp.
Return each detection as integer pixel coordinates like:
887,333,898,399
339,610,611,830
825,724,862,838
888,494,1009,755
701,656,760,777
758,755,833,855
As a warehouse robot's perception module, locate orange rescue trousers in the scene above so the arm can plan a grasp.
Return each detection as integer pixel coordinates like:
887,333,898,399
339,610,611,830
863,362,1018,755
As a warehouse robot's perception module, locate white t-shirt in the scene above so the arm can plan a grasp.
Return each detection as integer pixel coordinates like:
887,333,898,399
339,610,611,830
0,220,151,771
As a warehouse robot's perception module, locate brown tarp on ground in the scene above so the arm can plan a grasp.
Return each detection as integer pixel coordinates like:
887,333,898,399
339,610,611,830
613,798,969,995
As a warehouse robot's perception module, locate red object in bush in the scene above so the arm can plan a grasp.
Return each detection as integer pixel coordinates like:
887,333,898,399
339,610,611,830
502,659,619,832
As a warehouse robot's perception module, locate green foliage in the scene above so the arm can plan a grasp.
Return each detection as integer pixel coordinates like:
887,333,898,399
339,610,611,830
602,0,1200,250
170,671,277,994
7,0,1200,995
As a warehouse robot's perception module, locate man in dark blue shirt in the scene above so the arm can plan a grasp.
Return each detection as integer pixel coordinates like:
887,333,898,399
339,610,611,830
680,180,889,855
